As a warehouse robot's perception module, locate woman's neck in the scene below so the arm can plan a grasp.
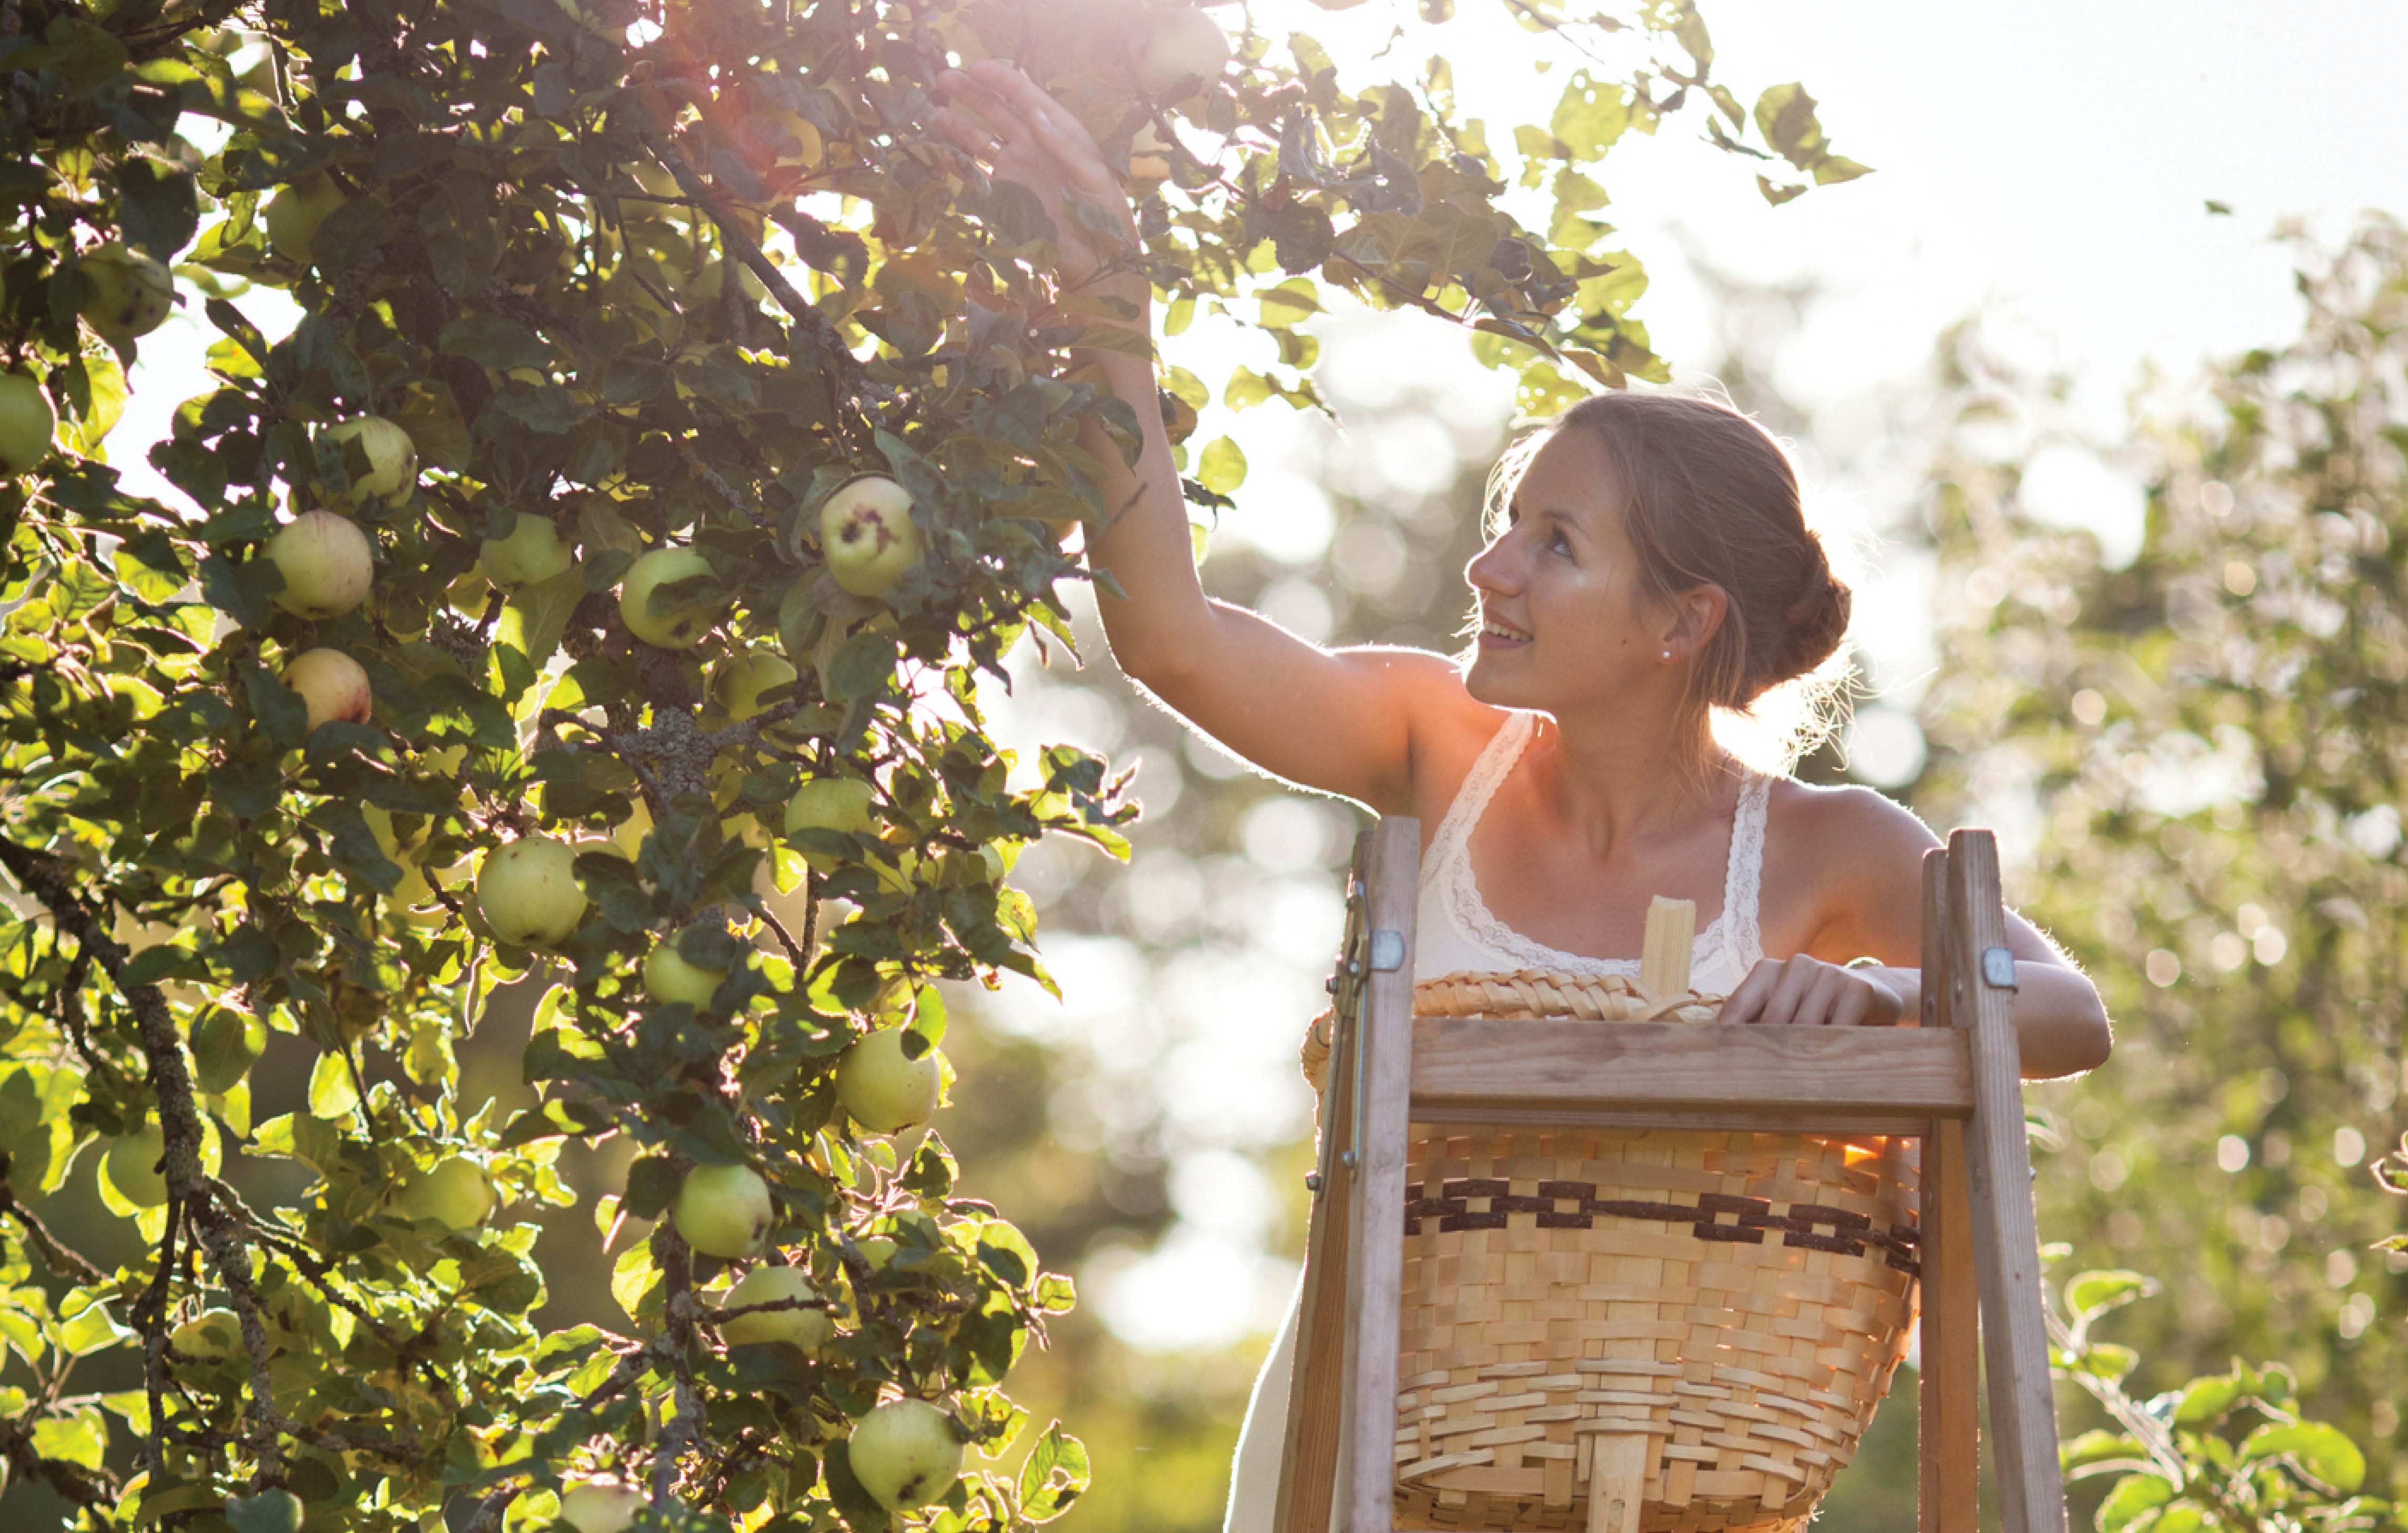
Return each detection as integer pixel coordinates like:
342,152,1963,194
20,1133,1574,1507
1525,706,1739,855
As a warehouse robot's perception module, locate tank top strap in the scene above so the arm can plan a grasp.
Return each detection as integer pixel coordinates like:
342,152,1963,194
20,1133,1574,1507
1716,767,1773,973
1422,712,1537,879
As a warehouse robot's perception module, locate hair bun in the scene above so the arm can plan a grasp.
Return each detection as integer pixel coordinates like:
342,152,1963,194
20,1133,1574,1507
1777,540,1851,678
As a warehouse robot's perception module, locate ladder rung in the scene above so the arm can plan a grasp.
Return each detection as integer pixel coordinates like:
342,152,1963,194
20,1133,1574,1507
1407,1017,1975,1120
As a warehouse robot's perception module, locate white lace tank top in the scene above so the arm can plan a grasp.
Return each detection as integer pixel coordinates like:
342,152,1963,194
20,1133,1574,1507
1413,711,1771,994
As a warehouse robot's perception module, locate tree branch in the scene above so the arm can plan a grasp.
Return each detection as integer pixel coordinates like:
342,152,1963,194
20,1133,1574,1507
0,1182,104,1284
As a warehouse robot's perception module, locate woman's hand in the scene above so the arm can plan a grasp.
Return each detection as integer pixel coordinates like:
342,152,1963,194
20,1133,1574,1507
932,59,1141,294
1719,955,1906,1028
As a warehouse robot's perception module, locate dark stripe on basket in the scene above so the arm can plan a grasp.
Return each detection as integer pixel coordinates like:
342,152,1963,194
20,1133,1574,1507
1403,1179,1923,1276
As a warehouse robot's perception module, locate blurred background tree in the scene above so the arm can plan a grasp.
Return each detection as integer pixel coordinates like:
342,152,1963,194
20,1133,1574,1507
1911,211,2408,1508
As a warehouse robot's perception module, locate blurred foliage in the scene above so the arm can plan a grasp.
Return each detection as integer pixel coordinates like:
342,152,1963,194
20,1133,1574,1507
2052,1260,2395,1533
1914,213,2408,1504
0,0,1864,1528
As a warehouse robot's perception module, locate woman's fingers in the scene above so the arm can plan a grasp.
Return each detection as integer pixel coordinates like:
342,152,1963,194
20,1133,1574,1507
1721,960,1778,1025
1760,958,1823,1027
1830,973,1873,1028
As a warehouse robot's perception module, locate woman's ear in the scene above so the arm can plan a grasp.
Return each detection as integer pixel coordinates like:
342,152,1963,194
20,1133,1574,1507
1663,583,1729,660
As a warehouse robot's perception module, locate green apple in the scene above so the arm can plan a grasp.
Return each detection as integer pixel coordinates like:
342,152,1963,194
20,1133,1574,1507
705,648,800,725
171,1307,243,1366
783,777,876,837
835,1028,942,1135
644,943,725,1007
718,1264,831,1351
106,1123,169,1207
480,512,574,588
263,510,375,619
557,1481,647,1533
1138,5,1230,99
265,175,346,266
281,647,371,733
673,1162,773,1259
77,243,175,344
617,546,727,649
476,836,588,947
398,1155,496,1231
848,1397,964,1511
320,416,419,506
820,476,922,600
0,373,54,476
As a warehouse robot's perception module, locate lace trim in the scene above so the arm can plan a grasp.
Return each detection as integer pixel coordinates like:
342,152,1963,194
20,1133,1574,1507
1423,712,1770,982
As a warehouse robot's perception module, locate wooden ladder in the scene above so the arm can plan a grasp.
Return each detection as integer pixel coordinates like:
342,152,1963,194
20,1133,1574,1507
1270,820,2067,1533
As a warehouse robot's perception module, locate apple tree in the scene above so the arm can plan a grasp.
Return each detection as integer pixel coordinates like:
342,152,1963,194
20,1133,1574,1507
0,0,1860,1528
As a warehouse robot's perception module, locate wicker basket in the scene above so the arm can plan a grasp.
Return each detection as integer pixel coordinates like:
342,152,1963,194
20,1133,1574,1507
1303,968,1921,1533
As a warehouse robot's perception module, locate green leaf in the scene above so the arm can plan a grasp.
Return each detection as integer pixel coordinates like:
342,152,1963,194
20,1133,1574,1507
1016,1421,1091,1523
1197,436,1247,496
306,1051,359,1119
624,1155,681,1221
439,313,549,372
2172,1373,2246,1425
2065,1269,2154,1321
2238,1421,2366,1493
2096,1473,2175,1533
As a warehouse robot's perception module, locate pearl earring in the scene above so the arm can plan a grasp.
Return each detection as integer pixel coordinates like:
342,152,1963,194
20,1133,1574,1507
1660,649,1672,661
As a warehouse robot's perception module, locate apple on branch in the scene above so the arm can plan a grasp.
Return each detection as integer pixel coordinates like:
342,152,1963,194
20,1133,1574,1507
819,475,923,600
105,1122,170,1208
704,647,800,727
644,941,725,1008
480,511,574,589
397,1154,498,1232
76,243,175,345
783,776,877,873
673,1162,774,1260
848,1397,965,1511
716,1264,832,1351
281,647,372,733
1138,4,1232,100
618,546,729,649
476,836,588,947
0,373,54,477
836,1027,943,1134
319,416,419,507
262,509,375,619
264,174,345,267
556,1480,647,1533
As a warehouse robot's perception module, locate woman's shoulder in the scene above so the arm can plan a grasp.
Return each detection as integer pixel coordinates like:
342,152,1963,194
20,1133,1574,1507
1759,776,1944,958
1763,776,1942,861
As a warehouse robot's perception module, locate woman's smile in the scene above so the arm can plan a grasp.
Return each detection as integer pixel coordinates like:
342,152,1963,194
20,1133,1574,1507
1477,614,1533,649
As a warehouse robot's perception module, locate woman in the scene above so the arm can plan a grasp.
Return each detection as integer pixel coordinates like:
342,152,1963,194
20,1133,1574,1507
934,60,2113,1530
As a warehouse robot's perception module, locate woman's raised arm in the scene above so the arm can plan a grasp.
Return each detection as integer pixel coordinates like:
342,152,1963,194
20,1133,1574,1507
933,61,1470,811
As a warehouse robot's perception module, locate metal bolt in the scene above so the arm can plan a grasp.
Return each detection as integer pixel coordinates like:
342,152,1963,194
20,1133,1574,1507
1339,1150,1358,1169
1304,1171,1323,1192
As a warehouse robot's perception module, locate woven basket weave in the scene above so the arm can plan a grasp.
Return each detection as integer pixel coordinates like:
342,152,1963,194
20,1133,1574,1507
1303,969,1921,1533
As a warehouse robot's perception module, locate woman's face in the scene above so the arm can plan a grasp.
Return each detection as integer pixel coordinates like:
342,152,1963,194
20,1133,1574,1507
1462,429,1667,713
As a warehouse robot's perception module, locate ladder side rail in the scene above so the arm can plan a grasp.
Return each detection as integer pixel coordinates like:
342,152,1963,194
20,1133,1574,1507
1273,835,1374,1533
1919,848,1981,1533
1947,831,2068,1533
1338,817,1420,1533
